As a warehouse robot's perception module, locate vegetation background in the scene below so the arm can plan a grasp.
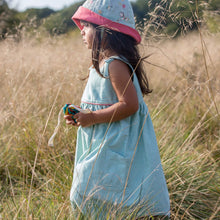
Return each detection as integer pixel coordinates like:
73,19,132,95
0,0,219,219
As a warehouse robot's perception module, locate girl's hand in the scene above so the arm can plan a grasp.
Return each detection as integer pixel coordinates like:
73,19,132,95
74,111,95,127
64,110,94,127
64,115,78,126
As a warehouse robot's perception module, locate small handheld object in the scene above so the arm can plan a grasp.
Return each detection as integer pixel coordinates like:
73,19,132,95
63,104,90,122
63,104,80,123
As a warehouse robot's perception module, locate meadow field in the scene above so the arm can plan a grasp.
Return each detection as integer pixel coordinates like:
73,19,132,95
0,30,219,219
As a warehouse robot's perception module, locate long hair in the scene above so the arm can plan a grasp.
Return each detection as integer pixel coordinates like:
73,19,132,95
91,24,152,95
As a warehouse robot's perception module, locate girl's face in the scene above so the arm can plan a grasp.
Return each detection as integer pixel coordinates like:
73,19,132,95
80,21,95,49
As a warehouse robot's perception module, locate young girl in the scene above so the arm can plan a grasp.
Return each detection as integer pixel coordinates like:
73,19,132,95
65,0,170,218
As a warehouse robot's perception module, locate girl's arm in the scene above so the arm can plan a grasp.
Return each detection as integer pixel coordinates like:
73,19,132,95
65,59,139,127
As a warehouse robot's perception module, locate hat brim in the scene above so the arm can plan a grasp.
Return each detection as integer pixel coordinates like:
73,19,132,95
72,6,141,44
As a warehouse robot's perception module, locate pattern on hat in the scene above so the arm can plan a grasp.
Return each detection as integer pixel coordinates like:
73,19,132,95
83,0,136,29
72,0,141,43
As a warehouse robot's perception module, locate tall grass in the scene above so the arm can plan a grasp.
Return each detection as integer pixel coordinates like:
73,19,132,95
0,30,219,219
0,0,220,216
143,33,220,219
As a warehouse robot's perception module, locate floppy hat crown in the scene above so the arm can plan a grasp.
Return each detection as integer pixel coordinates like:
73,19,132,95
72,0,141,43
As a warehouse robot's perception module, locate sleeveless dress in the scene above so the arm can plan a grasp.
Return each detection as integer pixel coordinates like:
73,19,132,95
70,56,170,218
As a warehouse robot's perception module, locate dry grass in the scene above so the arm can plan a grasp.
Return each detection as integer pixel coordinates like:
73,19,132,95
0,30,219,219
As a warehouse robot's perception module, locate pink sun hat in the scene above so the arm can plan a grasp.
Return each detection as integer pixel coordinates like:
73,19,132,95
72,0,141,44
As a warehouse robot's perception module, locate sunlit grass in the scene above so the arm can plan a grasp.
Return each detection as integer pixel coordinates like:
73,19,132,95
0,27,219,220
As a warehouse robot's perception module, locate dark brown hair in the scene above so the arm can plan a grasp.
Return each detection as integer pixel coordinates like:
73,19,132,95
91,24,152,95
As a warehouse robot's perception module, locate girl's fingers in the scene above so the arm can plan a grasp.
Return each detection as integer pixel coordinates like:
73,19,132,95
64,116,77,126
64,113,81,127
66,119,73,125
64,115,73,120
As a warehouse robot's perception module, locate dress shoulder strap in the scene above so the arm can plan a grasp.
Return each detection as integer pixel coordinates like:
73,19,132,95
102,56,144,101
105,56,134,69
102,56,135,79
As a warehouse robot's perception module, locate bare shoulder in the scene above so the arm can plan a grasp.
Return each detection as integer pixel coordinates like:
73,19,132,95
108,59,131,78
